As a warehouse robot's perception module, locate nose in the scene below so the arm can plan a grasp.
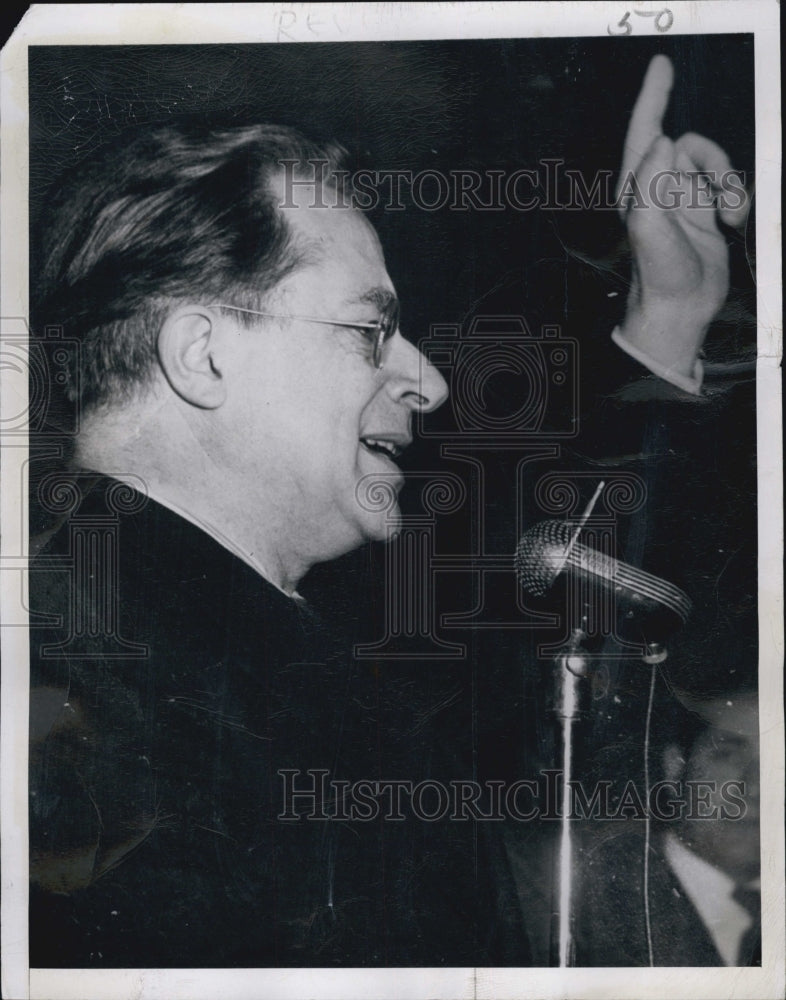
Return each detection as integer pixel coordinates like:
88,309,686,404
742,753,760,805
383,333,449,413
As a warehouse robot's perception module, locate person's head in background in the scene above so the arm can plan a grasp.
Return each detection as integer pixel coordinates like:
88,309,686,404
662,689,759,883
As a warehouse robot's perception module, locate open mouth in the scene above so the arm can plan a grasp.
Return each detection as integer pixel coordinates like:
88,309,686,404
360,436,405,460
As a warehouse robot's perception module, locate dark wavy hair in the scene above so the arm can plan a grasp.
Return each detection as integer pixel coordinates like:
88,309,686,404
33,123,348,410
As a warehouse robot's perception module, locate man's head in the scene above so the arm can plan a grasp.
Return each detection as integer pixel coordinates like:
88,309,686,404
35,124,349,410
37,124,448,581
663,692,760,881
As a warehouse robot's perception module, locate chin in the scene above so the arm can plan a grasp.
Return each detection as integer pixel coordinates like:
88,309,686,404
320,506,401,563
695,836,760,881
348,478,403,545
361,504,402,544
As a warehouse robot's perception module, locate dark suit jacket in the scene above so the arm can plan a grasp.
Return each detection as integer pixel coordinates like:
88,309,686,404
29,477,527,967
573,826,759,966
28,343,757,969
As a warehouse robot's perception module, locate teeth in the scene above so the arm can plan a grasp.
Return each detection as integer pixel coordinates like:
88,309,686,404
362,437,402,458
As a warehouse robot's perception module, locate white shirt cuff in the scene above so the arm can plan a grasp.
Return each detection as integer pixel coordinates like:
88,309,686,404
611,327,704,395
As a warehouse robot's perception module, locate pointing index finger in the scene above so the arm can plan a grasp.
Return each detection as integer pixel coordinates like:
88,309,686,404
620,55,674,182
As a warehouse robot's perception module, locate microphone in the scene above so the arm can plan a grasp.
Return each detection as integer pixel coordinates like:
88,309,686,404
515,519,691,639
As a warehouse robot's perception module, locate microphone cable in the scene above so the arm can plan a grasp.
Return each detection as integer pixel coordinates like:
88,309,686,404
642,659,658,967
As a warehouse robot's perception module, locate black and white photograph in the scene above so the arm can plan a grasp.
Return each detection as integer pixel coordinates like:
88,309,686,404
1,3,782,999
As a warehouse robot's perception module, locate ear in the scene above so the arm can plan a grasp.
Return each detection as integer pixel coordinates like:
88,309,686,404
662,742,686,783
157,306,227,409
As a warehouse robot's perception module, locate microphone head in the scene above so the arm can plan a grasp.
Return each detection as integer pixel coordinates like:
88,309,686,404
515,519,574,596
515,518,692,646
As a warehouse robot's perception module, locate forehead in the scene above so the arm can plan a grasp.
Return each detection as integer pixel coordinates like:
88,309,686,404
689,724,758,767
270,175,392,301
691,694,759,742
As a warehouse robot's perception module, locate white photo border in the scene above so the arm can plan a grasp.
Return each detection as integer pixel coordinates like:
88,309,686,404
2,3,782,999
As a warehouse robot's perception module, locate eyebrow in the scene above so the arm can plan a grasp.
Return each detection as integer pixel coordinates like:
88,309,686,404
350,287,399,313
707,733,749,750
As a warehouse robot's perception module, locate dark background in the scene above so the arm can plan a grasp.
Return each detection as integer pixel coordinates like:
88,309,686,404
0,2,28,50
29,36,756,335
28,34,758,849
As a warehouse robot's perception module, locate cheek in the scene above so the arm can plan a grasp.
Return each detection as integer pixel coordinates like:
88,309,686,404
238,357,373,474
300,426,365,502
688,752,745,789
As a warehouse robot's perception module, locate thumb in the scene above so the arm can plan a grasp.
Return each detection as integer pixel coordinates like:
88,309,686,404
674,147,722,236
674,132,750,228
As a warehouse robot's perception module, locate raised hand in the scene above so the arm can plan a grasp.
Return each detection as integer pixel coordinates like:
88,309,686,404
616,55,748,383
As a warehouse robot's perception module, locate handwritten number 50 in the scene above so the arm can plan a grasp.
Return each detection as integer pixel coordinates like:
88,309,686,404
608,9,674,35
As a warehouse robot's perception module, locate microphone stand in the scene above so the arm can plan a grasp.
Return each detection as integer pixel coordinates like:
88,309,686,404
550,624,590,968
545,484,602,968
521,476,686,967
548,630,669,968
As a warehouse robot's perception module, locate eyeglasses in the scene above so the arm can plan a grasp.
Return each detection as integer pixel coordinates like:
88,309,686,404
209,298,400,370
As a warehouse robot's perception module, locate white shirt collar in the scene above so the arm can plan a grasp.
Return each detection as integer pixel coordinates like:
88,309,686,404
663,832,755,966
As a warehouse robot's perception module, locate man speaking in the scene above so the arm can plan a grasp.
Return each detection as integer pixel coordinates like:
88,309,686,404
28,55,748,966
